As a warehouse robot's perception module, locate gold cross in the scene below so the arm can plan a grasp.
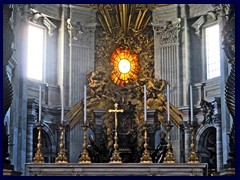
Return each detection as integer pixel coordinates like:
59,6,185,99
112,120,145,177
108,103,124,130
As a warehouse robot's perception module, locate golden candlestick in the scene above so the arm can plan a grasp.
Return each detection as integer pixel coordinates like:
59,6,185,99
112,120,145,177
55,122,68,163
188,122,199,163
79,124,91,163
109,103,123,163
33,123,44,163
163,122,175,163
140,123,152,163
109,128,122,163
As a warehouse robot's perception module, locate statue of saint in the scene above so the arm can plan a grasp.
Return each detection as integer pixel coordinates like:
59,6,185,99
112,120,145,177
151,132,168,163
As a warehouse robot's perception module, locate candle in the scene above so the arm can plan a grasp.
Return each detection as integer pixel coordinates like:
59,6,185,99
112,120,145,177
61,85,64,122
39,84,42,122
144,85,147,121
167,84,170,122
190,85,193,122
84,85,87,123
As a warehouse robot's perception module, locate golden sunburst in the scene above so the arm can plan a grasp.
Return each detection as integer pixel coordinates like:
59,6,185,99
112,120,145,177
110,47,139,86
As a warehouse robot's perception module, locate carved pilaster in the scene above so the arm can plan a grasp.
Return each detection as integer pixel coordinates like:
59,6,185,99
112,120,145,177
152,18,181,105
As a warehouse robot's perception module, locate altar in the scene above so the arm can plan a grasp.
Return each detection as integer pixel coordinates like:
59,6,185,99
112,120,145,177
25,163,208,176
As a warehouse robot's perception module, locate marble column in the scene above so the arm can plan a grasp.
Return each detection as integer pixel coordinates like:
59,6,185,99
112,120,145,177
26,117,34,163
26,99,38,163
184,123,191,162
215,118,223,171
213,97,223,171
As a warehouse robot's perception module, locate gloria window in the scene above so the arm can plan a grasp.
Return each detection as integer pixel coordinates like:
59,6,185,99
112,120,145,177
205,24,220,80
110,47,139,87
27,23,46,81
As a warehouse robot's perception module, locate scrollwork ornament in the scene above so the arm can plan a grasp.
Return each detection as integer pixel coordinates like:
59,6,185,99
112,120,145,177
212,4,232,20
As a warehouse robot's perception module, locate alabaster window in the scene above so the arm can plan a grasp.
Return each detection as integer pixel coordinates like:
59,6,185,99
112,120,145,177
205,24,221,80
27,23,46,81
110,47,139,86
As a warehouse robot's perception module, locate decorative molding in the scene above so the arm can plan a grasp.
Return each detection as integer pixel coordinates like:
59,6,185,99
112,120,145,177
43,17,57,36
28,8,57,37
71,21,96,46
191,15,206,39
152,18,181,45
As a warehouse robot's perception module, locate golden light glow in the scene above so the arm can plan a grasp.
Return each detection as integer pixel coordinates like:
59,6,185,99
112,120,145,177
110,47,139,86
118,59,131,73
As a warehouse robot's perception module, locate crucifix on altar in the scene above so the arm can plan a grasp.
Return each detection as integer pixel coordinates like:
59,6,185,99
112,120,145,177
108,103,124,163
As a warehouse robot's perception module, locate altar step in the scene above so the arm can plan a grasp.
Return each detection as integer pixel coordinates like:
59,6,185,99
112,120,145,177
25,163,208,176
